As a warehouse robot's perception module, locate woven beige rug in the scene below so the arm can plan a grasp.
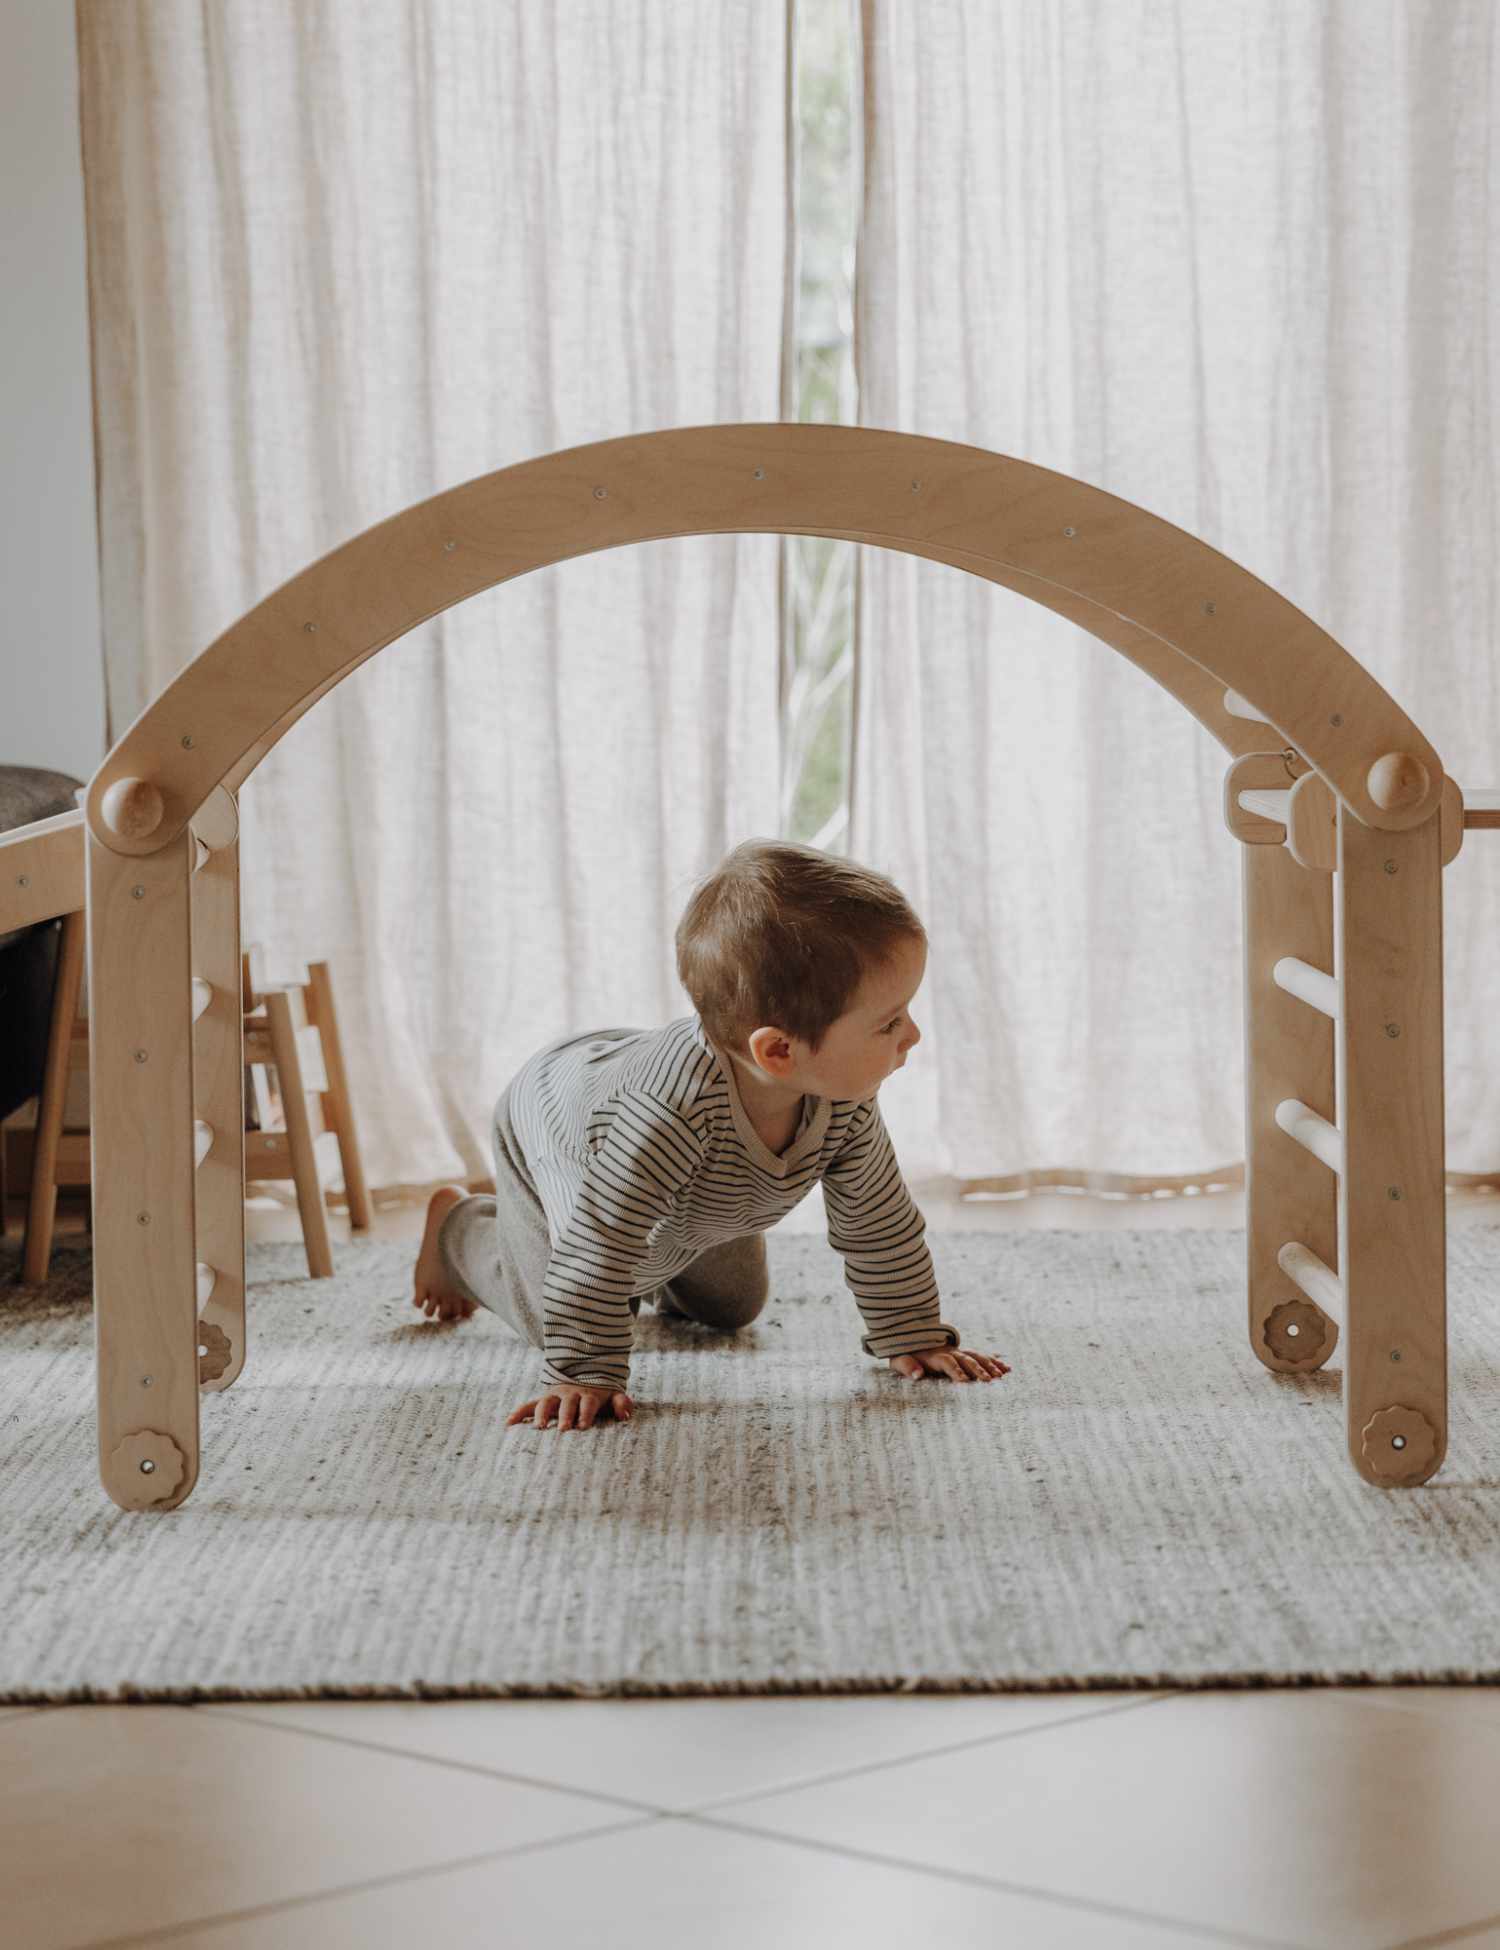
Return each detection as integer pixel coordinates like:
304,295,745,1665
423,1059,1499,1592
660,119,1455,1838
3,1226,1500,1703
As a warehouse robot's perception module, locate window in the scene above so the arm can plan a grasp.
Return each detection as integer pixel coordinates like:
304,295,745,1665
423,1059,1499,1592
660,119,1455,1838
782,0,859,854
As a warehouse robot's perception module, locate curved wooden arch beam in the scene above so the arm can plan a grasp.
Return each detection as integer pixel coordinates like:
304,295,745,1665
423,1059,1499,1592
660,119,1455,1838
86,424,1443,852
218,544,1282,802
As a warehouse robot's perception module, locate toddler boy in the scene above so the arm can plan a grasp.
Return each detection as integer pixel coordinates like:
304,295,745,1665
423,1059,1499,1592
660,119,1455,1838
411,838,1010,1429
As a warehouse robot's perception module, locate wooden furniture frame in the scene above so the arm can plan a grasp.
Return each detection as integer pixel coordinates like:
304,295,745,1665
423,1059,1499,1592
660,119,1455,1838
2,892,371,1285
0,422,1491,1508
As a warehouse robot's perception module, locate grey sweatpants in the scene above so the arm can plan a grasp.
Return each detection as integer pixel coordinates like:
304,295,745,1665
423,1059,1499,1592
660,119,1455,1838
437,1081,770,1354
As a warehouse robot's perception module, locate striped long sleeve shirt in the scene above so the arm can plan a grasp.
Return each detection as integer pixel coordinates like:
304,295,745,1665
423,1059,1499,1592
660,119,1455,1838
505,1014,959,1392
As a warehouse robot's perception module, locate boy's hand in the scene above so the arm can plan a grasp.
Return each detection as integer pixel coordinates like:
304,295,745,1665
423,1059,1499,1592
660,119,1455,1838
889,1346,1010,1383
506,1384,634,1431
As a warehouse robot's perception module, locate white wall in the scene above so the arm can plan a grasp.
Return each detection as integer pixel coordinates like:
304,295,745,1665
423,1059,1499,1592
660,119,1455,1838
1,0,106,785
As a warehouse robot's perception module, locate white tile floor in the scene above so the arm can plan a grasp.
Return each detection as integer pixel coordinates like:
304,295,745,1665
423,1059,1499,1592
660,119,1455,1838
7,1181,1500,1950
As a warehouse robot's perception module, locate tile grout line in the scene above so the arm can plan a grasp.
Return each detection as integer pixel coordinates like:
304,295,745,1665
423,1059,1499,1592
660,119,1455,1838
188,1704,665,1819
54,1813,670,1950
48,1782,1298,1950
192,1686,1184,1823
30,1696,1500,1950
673,1807,1303,1949
1330,1688,1500,1722
674,1687,1185,1816
1386,1906,1500,1950
89,1800,1301,1950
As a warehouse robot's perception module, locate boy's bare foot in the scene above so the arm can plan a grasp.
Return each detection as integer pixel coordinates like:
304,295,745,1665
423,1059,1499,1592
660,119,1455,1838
413,1185,479,1321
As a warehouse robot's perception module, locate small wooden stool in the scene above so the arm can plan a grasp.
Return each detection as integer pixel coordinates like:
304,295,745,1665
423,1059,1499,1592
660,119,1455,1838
9,930,371,1283
239,946,374,1276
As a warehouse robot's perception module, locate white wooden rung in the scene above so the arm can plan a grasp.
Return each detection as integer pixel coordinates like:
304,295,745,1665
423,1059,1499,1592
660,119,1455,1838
1239,787,1291,823
1277,1240,1344,1327
1272,957,1339,1020
193,1119,214,1169
196,1262,216,1308
1274,1097,1343,1175
1224,688,1271,724
191,976,213,1022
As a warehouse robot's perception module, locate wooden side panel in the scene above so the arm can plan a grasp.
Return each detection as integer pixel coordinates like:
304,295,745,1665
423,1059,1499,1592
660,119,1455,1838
1337,806,1447,1486
87,826,200,1510
1242,845,1338,1372
0,810,84,931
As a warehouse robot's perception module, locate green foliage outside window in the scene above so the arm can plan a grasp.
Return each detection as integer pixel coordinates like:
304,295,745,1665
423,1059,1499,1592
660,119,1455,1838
783,1,857,855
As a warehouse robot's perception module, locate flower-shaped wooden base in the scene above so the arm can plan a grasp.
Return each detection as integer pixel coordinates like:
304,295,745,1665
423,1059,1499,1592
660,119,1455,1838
105,1429,187,1508
197,1320,233,1384
1259,1298,1337,1370
1360,1405,1440,1486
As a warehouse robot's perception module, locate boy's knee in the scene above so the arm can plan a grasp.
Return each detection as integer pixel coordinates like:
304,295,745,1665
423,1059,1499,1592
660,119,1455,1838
671,1239,769,1330
715,1268,770,1330
721,1238,770,1326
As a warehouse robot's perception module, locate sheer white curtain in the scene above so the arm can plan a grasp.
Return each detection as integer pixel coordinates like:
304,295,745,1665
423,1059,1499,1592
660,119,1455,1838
78,0,792,1193
854,0,1500,1188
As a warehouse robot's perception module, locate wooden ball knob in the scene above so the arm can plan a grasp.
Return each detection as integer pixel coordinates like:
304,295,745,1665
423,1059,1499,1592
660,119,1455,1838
1366,752,1430,815
100,776,165,839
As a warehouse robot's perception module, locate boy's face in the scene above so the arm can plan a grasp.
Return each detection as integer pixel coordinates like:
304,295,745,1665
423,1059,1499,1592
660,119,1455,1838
746,934,927,1104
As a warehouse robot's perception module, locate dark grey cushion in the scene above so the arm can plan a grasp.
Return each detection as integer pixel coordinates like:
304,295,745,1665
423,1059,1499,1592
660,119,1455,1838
0,765,87,1122
0,764,83,835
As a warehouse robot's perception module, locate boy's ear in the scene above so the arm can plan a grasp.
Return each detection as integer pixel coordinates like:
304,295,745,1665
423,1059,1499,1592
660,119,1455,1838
747,1025,795,1073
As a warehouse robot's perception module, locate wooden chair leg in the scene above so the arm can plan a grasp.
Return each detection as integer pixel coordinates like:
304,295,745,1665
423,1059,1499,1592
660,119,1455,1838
304,959,373,1230
21,908,86,1286
263,985,334,1278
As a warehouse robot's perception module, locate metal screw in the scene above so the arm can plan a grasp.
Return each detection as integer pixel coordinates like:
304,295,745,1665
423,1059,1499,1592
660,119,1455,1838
1287,1322,1300,1337
141,1376,154,1386
17,874,28,888
1390,1350,1402,1362
1392,1434,1407,1450
444,540,457,551
1062,525,1076,537
593,486,607,499
753,468,765,480
1384,860,1399,875
1203,600,1217,615
1330,714,1344,727
181,735,194,749
131,886,145,900
911,480,922,492
133,1049,148,1064
1385,1022,1401,1038
140,1459,156,1474
1388,1186,1403,1200
303,622,317,633
137,1212,151,1226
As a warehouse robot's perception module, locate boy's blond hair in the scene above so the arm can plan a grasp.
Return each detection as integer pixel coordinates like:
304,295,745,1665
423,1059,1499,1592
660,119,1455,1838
675,839,926,1057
